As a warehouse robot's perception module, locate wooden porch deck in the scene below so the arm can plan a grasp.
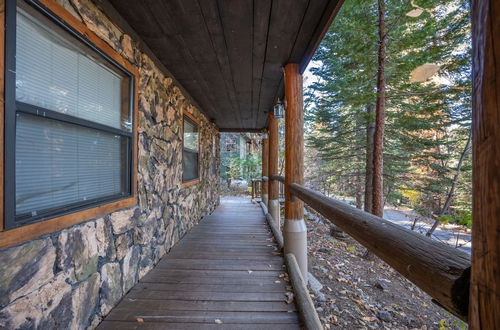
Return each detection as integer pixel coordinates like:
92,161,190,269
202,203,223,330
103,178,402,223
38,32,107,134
97,197,300,329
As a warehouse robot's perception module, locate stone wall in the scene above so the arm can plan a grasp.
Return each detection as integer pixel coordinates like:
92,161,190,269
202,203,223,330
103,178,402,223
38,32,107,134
0,0,220,328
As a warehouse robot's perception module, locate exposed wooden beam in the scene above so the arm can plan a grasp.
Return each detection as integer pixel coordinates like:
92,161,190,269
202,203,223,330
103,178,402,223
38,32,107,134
218,128,265,133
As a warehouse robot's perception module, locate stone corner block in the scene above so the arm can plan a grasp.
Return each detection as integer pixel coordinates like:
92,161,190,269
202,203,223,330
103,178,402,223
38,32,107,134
0,238,56,308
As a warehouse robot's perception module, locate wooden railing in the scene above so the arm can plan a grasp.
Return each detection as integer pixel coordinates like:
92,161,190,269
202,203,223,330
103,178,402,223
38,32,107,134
250,179,261,200
265,174,470,321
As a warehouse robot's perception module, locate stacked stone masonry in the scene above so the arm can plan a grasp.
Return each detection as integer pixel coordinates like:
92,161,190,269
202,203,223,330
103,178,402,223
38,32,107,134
0,0,220,328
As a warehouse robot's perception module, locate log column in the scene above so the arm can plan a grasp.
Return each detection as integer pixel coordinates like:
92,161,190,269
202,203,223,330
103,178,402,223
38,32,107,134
268,111,280,227
470,1,500,328
284,63,307,280
261,136,269,206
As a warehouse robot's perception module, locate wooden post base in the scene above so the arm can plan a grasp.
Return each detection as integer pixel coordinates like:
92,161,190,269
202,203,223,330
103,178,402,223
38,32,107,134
268,199,280,228
284,218,308,281
262,193,268,206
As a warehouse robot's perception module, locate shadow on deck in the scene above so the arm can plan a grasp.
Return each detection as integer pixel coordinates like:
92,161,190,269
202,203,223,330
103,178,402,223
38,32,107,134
97,197,300,329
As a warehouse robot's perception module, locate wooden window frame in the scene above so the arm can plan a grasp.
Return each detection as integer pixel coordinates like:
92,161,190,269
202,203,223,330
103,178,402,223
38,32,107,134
211,134,218,175
181,111,200,188
0,0,139,249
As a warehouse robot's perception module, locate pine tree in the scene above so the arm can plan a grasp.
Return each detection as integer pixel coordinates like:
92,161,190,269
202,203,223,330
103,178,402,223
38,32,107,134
305,0,472,228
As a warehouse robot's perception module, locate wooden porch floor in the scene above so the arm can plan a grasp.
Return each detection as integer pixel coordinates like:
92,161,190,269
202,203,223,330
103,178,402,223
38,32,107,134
97,197,300,329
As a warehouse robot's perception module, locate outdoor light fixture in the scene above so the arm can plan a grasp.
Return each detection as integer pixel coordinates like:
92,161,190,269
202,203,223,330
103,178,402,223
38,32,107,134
273,98,284,118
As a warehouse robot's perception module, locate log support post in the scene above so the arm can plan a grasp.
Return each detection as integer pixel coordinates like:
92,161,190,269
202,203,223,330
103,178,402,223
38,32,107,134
268,111,280,227
251,180,255,200
470,1,500,328
283,63,307,280
261,136,269,206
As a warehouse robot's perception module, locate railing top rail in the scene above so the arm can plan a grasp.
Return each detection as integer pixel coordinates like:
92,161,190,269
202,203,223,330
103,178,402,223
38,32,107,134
270,174,285,183
284,182,470,321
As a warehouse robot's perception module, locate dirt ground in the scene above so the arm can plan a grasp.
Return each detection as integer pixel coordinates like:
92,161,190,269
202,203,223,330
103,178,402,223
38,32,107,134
303,210,467,330
220,182,251,197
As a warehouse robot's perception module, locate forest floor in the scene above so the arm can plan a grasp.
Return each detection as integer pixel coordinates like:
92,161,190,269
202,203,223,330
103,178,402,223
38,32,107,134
382,208,471,255
304,210,467,329
331,196,471,254
220,182,250,197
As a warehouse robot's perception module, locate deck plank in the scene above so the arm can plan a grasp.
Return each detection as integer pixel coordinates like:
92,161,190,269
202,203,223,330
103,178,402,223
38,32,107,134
105,311,299,324
98,321,300,330
131,283,287,293
97,197,300,328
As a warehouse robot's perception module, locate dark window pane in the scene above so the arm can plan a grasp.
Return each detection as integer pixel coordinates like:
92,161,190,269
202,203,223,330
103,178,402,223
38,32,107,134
183,117,199,151
212,135,217,175
183,149,199,182
182,116,199,182
15,113,128,218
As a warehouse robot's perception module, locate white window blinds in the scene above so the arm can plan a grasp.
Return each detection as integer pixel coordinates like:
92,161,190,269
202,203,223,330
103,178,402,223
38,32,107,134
15,114,125,216
15,7,125,130
13,4,131,218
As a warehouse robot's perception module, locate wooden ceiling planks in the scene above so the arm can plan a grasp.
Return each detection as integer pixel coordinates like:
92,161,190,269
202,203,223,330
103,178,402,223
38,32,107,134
254,0,310,129
252,0,272,129
144,0,220,120
107,0,342,130
217,0,254,128
197,0,241,125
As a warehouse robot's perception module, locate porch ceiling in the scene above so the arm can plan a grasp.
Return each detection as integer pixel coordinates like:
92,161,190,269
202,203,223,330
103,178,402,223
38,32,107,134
107,0,343,130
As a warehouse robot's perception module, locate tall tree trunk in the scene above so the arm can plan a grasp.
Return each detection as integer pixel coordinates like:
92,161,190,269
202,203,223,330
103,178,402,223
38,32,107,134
355,173,363,209
363,0,386,261
355,116,364,209
426,131,472,237
364,104,375,212
371,0,387,218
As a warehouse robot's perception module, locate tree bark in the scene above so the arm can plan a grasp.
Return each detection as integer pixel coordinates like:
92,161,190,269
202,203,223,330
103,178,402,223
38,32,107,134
364,0,386,261
426,131,472,237
470,0,500,326
371,0,387,218
364,104,375,212
355,116,364,209
355,175,363,209
283,63,307,279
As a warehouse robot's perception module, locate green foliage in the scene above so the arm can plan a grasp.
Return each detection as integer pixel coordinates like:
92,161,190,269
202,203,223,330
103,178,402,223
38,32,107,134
438,317,467,330
438,210,472,228
227,154,261,184
436,214,454,224
305,0,472,224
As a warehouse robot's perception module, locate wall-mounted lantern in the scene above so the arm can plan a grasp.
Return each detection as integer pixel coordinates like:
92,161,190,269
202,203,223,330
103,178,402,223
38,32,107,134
273,98,284,118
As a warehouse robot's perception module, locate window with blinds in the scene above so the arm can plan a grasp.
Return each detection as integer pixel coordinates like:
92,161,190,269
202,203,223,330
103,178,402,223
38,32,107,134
4,1,134,228
182,116,199,183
